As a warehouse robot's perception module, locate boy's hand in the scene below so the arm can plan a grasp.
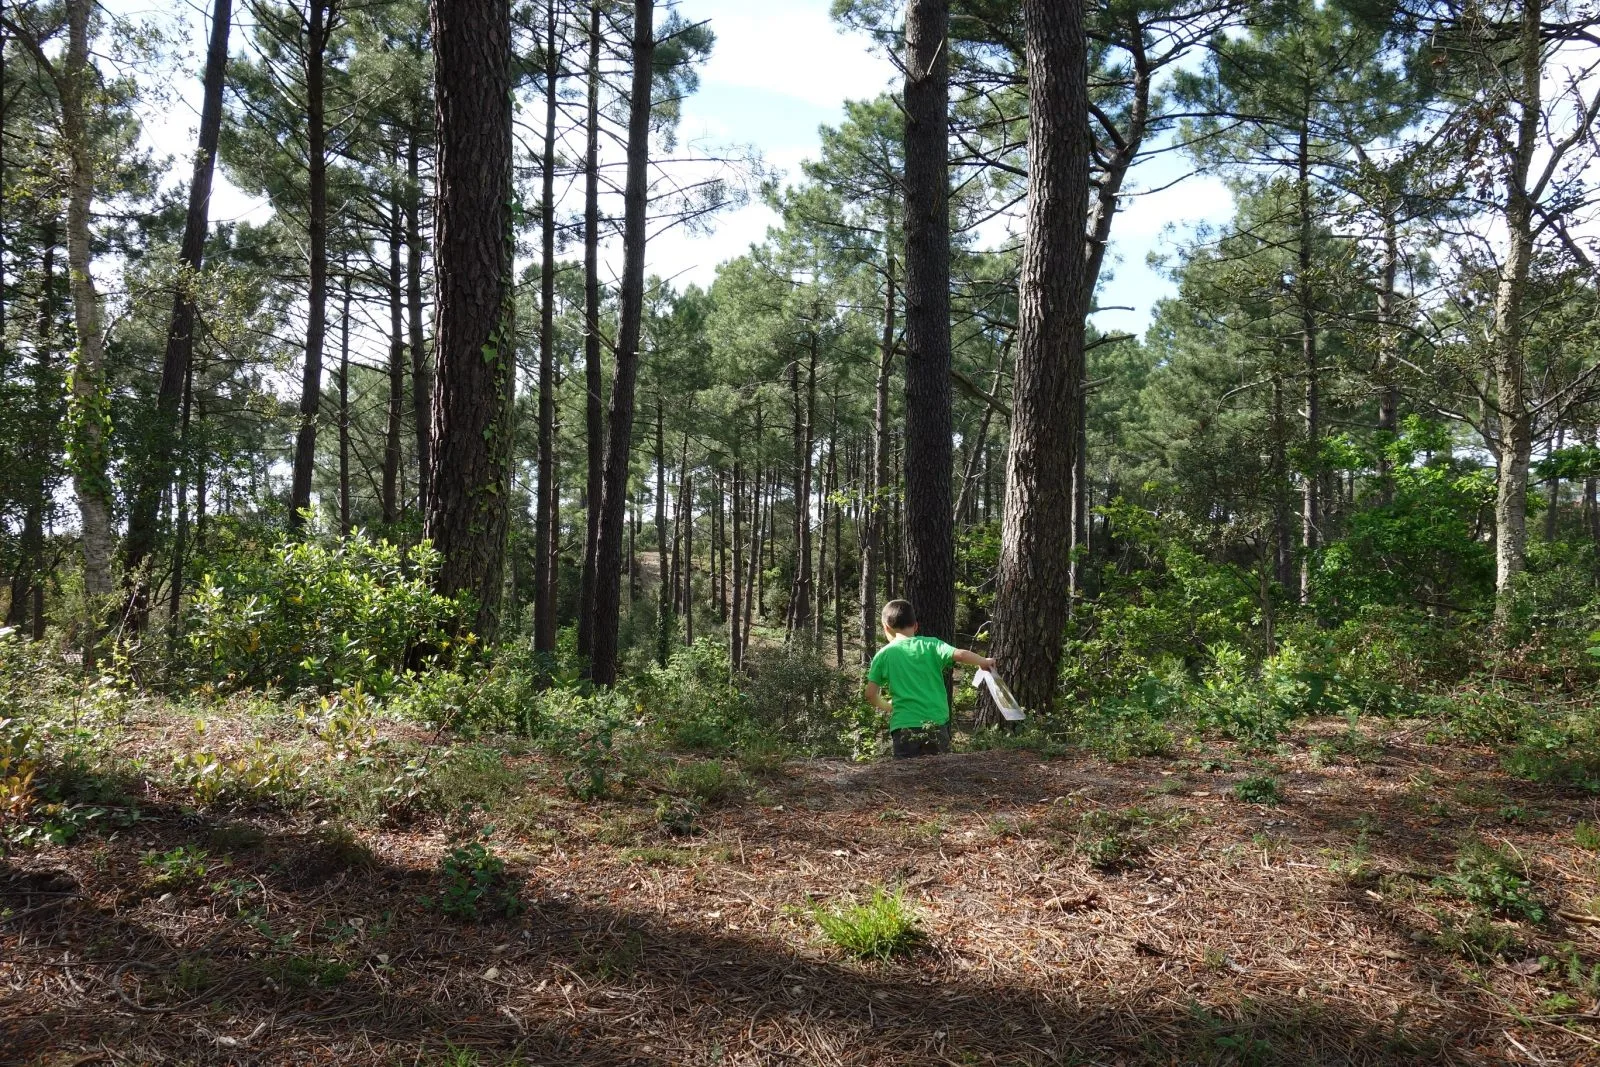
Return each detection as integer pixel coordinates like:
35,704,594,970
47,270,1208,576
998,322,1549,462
979,657,996,671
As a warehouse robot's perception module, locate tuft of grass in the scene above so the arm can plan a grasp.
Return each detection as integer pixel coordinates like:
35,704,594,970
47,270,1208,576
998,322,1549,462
661,760,740,806
1435,842,1544,923
1432,910,1522,963
1232,774,1283,805
1574,821,1600,851
812,886,927,962
1070,805,1188,870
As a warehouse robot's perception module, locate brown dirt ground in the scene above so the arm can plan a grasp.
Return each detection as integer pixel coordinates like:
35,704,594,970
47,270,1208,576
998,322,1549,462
5,717,1600,1066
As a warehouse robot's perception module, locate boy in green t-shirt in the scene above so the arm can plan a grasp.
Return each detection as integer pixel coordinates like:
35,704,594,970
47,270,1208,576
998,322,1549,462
865,599,994,758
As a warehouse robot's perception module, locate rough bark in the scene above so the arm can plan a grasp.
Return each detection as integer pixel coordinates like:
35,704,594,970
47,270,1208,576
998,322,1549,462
58,0,115,657
121,0,231,626
576,0,605,659
988,0,1089,717
901,0,955,645
1375,209,1400,503
405,126,431,516
339,273,353,534
586,0,653,685
384,189,405,526
290,0,332,527
1490,0,1542,624
533,0,560,654
1296,101,1319,605
425,0,517,639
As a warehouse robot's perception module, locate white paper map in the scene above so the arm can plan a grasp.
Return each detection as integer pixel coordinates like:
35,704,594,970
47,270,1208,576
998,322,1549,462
973,669,1026,721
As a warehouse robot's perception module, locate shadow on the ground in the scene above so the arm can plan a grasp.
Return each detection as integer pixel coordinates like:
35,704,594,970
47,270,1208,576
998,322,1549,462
2,793,1487,1067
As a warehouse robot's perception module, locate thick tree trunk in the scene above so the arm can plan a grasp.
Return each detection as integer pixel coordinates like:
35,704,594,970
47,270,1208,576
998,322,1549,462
406,127,431,516
1491,0,1542,624
426,0,517,639
587,0,653,685
533,0,561,654
58,0,115,660
576,0,605,659
290,0,332,527
988,0,1089,717
169,357,194,639
121,0,231,627
860,253,894,666
901,0,955,644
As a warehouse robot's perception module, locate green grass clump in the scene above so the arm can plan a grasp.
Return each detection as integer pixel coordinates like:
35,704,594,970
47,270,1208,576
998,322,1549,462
141,845,214,891
813,886,927,962
1436,842,1544,923
1071,805,1188,870
1232,774,1284,805
1574,821,1600,851
662,759,740,805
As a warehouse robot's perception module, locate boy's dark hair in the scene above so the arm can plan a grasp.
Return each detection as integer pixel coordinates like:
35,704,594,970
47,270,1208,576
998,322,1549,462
882,599,917,631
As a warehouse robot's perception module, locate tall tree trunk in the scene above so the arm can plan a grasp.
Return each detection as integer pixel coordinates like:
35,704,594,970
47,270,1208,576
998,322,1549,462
901,0,955,644
384,190,405,526
830,415,844,666
533,0,561,654
121,0,231,627
1271,372,1294,589
406,124,431,516
731,454,744,671
576,0,605,659
290,0,332,528
1375,206,1400,503
56,0,115,661
10,238,59,639
339,271,353,534
169,356,195,640
859,252,894,666
1491,0,1542,624
1296,99,1319,605
683,459,694,645
655,395,670,666
426,0,516,639
587,0,653,685
988,0,1089,717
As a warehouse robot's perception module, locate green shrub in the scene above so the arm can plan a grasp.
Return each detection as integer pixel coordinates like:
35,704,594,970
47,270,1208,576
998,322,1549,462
433,833,523,921
1436,843,1544,923
141,845,214,891
739,642,862,754
812,886,927,962
183,531,463,694
1232,774,1283,805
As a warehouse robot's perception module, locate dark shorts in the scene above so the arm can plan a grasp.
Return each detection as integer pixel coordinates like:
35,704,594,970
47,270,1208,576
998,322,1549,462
891,723,951,759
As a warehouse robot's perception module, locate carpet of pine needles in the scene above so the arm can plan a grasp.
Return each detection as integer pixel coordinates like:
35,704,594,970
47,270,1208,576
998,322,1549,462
5,713,1600,1066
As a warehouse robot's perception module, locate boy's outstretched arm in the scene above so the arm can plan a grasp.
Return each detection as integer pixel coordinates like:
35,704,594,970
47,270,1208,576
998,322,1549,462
953,648,996,671
865,681,891,715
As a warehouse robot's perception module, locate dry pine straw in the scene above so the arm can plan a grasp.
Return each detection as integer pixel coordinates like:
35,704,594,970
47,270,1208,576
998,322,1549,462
4,719,1600,1066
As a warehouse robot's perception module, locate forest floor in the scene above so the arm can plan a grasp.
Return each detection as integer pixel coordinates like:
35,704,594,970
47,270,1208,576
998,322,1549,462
6,708,1600,1066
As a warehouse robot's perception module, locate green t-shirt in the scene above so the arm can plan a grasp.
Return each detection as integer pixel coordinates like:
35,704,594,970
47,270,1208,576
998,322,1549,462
867,634,956,731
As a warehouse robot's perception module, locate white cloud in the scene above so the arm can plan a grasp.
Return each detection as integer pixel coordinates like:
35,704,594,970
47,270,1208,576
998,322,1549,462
687,0,896,109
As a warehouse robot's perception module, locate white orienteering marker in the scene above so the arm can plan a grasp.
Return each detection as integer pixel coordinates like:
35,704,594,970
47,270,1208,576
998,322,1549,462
973,669,1026,721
